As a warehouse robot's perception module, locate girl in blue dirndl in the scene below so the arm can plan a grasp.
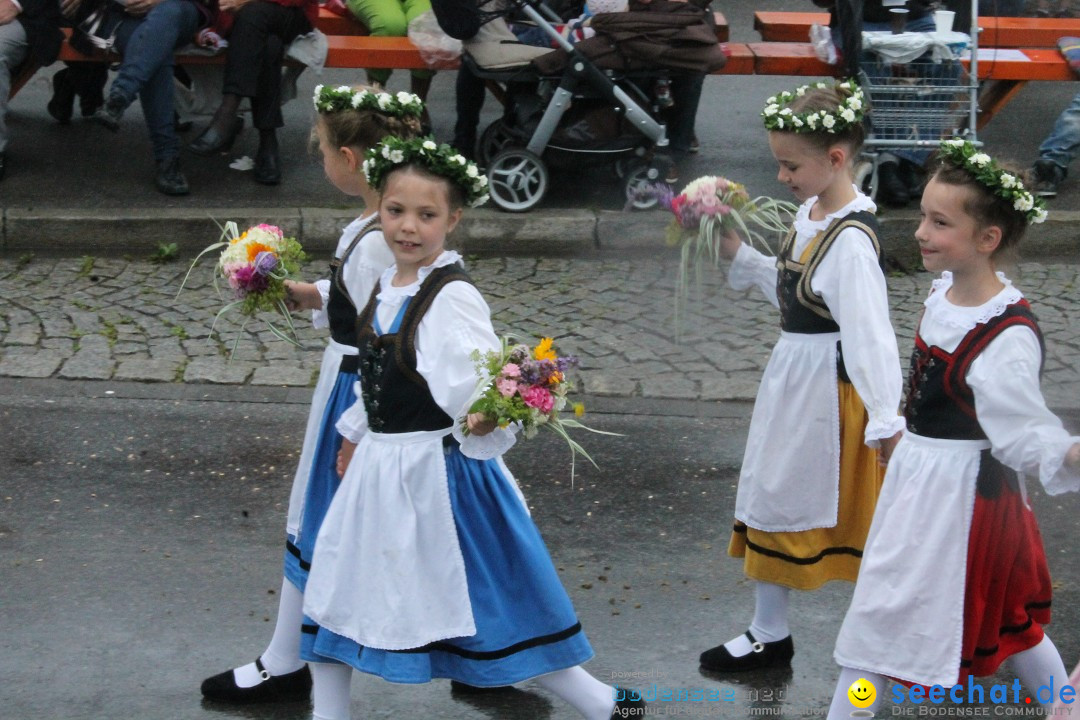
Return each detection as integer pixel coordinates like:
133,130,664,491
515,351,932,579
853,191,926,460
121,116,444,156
199,85,423,705
300,138,645,720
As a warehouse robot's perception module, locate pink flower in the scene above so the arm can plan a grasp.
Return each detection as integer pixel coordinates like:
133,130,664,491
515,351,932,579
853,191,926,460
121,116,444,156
496,377,519,398
501,363,521,378
522,386,555,413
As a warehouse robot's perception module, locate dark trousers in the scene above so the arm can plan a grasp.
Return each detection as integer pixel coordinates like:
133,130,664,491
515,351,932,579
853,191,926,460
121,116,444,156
223,1,312,130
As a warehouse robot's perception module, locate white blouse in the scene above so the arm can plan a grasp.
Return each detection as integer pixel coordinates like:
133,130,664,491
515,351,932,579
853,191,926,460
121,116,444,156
311,213,394,328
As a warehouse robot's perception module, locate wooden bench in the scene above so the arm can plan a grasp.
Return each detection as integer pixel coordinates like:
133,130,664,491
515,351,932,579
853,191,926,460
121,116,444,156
754,10,1080,48
11,8,729,97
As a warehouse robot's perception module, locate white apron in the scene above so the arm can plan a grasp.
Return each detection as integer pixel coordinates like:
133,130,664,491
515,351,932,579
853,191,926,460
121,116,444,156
734,331,841,532
833,432,984,686
303,426,475,651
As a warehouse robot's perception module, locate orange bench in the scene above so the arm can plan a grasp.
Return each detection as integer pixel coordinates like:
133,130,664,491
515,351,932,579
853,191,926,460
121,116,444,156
13,8,729,96
753,10,1080,48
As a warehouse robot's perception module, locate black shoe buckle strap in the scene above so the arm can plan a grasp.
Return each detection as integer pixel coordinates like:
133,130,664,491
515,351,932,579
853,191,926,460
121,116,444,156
745,630,765,654
254,657,271,682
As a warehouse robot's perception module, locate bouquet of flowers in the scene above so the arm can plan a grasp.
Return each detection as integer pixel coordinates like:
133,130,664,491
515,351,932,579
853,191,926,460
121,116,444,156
178,221,307,354
662,175,796,270
466,336,613,481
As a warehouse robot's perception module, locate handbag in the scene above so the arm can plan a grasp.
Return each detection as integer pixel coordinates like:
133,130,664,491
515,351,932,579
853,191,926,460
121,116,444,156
71,0,126,54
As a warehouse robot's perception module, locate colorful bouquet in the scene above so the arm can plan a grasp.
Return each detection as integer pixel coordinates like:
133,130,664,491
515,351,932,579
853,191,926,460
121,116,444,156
178,221,307,354
466,336,613,481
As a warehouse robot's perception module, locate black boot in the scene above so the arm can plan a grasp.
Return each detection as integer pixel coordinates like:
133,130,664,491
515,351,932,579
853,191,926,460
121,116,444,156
875,160,910,207
699,631,794,672
254,132,281,186
47,68,76,125
156,157,190,196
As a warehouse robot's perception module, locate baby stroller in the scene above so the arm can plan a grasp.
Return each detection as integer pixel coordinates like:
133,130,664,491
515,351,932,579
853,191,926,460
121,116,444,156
854,1,981,200
463,0,725,212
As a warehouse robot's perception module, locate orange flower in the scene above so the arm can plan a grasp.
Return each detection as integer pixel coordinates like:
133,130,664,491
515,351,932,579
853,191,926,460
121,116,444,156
246,242,274,263
533,337,557,362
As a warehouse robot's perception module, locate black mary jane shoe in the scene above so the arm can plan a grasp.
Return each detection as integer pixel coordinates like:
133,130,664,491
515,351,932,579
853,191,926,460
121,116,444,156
200,659,311,704
699,631,794,673
188,115,243,156
612,694,647,718
254,143,281,186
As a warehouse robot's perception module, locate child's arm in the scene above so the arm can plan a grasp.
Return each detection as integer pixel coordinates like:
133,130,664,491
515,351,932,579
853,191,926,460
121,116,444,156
284,280,325,312
970,327,1080,495
816,227,906,446
416,281,518,459
334,381,370,476
722,229,781,309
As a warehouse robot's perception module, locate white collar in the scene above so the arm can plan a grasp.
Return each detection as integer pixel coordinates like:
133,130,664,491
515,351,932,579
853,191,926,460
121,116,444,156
377,250,465,302
924,271,1025,330
795,186,876,232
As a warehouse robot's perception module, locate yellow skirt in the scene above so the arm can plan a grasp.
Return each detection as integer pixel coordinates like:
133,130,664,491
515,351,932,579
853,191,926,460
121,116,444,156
728,381,885,591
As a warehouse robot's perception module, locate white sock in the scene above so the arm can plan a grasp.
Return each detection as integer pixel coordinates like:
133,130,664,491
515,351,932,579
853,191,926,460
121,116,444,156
1009,634,1069,707
722,581,791,658
533,666,616,720
232,578,306,688
311,661,352,720
827,666,884,720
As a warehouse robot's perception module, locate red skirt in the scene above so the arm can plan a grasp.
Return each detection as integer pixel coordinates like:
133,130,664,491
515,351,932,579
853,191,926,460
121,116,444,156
959,452,1052,681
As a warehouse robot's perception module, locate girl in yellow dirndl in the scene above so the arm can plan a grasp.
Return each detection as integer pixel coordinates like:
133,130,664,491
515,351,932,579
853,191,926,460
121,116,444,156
699,80,906,672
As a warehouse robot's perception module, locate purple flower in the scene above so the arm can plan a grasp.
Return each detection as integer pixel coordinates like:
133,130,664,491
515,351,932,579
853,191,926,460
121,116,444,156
253,250,279,276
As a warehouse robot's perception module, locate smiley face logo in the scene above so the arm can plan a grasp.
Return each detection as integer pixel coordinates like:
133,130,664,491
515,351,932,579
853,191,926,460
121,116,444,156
847,678,876,709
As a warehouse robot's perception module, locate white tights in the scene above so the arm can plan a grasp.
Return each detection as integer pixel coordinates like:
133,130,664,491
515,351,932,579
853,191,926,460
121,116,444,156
723,581,791,657
233,577,305,687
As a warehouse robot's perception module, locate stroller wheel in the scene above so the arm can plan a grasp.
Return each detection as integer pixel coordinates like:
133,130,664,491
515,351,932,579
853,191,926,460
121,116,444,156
622,162,664,211
487,148,549,213
478,120,515,167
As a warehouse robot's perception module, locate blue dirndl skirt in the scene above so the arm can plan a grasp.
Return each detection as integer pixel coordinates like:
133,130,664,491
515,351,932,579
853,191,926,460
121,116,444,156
283,369,358,591
300,443,594,686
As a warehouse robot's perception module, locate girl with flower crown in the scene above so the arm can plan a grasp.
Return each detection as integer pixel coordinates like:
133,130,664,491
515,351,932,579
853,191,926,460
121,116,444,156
825,140,1080,718
199,85,423,705
697,80,906,673
299,137,645,720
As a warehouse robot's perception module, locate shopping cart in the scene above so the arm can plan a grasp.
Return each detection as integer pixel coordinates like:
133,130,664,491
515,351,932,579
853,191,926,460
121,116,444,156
855,7,981,200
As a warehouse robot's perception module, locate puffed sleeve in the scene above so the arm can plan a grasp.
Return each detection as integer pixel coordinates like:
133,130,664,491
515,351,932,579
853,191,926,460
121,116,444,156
969,327,1080,496
727,242,780,308
335,380,370,443
415,281,517,459
310,279,331,330
340,230,394,311
813,227,906,444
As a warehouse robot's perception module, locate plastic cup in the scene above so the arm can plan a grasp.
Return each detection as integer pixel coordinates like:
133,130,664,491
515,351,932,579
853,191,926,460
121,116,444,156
934,9,955,33
890,8,909,34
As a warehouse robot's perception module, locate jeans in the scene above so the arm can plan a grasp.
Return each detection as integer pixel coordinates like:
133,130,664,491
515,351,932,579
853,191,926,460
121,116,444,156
111,0,199,163
0,19,29,154
666,72,704,155
1038,89,1080,175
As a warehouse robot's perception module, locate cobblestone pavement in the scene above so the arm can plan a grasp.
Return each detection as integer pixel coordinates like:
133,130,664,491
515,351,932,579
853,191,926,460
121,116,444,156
1,253,1077,410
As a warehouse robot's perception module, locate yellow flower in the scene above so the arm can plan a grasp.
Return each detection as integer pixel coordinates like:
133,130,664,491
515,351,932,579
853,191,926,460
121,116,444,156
574,402,585,417
230,230,247,245
246,242,274,262
534,337,557,362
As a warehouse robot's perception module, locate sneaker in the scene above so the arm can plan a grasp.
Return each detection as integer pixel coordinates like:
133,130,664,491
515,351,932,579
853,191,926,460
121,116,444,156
875,161,910,208
1032,159,1065,198
156,157,190,196
91,95,126,133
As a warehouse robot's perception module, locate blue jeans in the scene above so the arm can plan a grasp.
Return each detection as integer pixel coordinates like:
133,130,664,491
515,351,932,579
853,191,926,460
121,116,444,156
1038,89,1080,175
111,0,200,163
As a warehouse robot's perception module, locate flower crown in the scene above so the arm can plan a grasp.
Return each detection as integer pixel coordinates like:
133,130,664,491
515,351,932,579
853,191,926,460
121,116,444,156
363,136,489,208
761,80,865,134
938,139,1048,224
312,84,424,119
